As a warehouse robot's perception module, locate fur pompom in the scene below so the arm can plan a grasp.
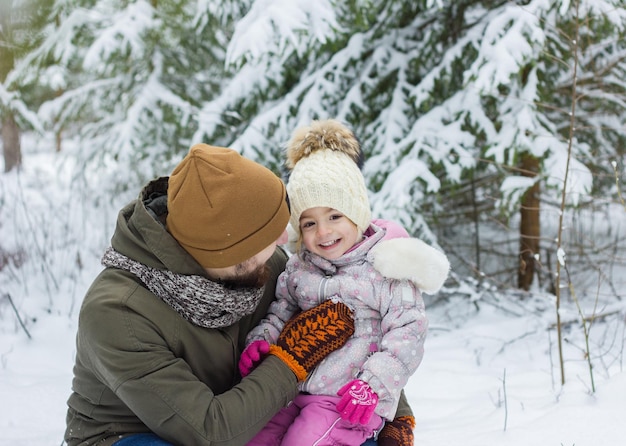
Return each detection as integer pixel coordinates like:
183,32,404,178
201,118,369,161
369,238,450,294
286,119,361,169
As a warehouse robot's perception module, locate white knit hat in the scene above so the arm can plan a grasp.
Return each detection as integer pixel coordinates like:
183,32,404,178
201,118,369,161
285,119,371,238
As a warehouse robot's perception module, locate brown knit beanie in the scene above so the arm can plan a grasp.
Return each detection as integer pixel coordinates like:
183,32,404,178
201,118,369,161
166,144,290,268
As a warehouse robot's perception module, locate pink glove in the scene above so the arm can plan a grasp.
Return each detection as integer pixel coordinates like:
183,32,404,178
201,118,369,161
336,379,379,424
239,340,270,377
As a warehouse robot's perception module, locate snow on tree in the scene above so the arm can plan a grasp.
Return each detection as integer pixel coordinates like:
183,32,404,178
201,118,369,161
21,0,234,193
199,0,626,289
1,0,51,170
5,0,625,292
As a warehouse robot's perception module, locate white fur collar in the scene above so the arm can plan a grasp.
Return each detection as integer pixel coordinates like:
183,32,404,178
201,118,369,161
368,238,450,294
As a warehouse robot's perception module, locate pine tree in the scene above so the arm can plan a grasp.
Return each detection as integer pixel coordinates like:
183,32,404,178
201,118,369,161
203,0,626,291
1,0,49,171
24,0,235,191
8,0,625,291
0,0,22,171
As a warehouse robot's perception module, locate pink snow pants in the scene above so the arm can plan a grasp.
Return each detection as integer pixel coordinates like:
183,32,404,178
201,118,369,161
246,393,383,446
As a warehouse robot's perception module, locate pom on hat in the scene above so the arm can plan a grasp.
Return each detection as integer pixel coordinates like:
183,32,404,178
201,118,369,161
285,120,371,238
286,119,362,169
166,144,290,268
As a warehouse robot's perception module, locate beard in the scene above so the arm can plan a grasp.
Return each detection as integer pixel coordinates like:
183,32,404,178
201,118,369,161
218,262,271,290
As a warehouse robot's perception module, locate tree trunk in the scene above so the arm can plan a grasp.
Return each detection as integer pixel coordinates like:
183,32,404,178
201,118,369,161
2,114,21,172
518,153,540,290
0,0,22,171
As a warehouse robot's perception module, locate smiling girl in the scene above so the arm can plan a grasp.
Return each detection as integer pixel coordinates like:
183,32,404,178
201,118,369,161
239,119,450,446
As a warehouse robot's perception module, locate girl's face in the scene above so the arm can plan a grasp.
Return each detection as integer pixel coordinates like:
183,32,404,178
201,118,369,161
299,207,360,260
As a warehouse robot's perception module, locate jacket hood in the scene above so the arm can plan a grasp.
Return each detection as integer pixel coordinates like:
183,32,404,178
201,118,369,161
368,237,450,294
110,177,207,276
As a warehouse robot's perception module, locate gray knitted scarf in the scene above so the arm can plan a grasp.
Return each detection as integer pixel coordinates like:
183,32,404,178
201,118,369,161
101,247,265,328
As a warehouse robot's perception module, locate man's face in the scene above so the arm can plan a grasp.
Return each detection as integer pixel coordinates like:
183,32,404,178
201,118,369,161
205,230,288,288
218,262,271,289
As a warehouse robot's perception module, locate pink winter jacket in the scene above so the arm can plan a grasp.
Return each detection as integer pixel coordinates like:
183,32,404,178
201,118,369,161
247,222,450,421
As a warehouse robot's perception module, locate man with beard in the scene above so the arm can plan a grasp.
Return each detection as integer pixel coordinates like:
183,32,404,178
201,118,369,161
64,144,412,446
65,144,353,446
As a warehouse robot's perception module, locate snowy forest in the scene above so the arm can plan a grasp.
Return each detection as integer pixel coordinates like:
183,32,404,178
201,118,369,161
1,0,626,432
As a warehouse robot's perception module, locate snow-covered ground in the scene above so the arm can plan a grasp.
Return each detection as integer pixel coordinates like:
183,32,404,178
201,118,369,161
1,290,625,446
1,143,625,446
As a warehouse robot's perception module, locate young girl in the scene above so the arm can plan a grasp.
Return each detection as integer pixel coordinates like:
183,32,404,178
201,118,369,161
240,119,450,446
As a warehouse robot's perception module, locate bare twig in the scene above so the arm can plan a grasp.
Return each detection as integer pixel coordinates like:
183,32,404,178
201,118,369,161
3,293,32,339
612,161,625,211
564,265,597,393
548,310,621,329
501,368,508,431
554,0,582,387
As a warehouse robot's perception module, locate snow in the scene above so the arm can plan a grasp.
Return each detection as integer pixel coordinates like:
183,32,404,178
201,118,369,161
1,1,625,442
226,0,337,65
1,143,625,445
1,288,625,445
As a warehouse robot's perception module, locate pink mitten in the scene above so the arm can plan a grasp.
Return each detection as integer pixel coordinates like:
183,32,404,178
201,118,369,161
239,340,270,377
336,379,379,424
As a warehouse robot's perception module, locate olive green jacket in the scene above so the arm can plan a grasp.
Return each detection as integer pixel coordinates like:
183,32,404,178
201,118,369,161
65,177,412,446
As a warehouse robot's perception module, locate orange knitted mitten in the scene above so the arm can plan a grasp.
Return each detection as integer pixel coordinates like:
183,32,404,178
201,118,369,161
269,300,354,381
